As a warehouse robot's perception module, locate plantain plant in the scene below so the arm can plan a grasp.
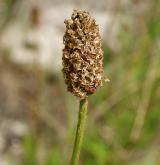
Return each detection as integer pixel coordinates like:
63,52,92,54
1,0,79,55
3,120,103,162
62,10,106,165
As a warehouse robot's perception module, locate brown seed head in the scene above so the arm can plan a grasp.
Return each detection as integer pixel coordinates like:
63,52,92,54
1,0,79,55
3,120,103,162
62,10,104,99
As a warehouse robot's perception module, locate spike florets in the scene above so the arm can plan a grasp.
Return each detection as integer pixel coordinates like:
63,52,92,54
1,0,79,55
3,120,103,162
62,10,104,99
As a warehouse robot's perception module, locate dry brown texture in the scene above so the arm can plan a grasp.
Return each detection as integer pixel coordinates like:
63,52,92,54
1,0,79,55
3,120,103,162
62,10,104,99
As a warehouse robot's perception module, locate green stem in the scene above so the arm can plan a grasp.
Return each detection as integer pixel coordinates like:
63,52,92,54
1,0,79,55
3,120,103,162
70,98,88,165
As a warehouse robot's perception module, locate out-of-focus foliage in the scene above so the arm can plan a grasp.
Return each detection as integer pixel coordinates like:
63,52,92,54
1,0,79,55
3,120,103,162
0,0,160,165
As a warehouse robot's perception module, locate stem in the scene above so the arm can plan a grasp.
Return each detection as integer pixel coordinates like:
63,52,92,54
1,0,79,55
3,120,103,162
70,98,88,165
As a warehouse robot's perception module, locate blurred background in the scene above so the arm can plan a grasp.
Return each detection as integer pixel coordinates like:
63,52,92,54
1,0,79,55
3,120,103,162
0,0,160,165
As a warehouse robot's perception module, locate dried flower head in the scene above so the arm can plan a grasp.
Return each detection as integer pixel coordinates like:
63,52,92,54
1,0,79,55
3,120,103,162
62,10,104,99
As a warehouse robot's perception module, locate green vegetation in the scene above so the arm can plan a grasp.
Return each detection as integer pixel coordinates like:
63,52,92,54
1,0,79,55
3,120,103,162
1,0,160,165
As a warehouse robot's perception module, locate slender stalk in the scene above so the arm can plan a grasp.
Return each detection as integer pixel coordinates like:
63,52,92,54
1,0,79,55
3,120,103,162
70,98,88,165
